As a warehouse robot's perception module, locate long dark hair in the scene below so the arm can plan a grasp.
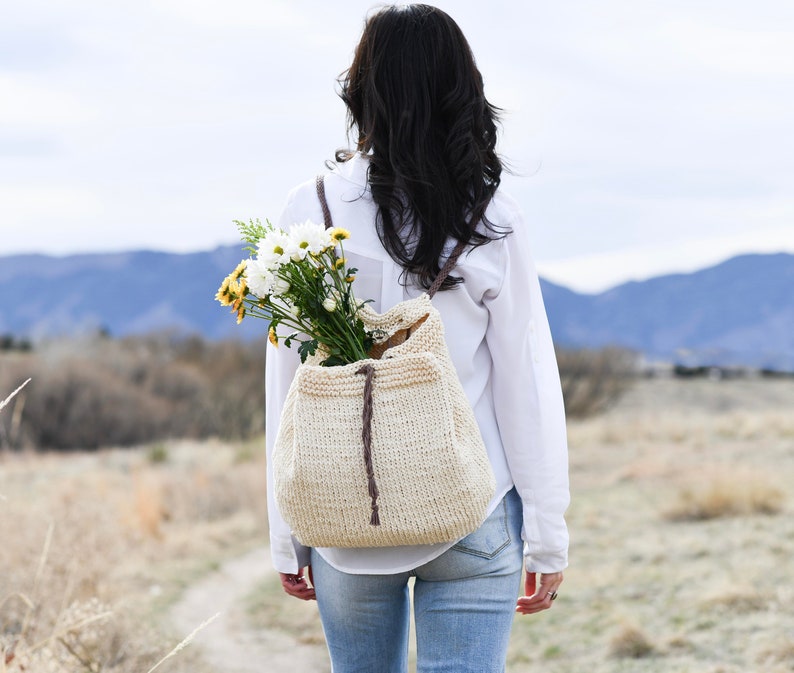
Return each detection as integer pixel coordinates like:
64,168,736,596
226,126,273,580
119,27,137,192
337,4,507,290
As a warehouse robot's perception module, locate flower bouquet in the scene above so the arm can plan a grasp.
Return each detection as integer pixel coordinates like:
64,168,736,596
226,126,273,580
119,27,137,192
216,219,382,366
220,206,495,550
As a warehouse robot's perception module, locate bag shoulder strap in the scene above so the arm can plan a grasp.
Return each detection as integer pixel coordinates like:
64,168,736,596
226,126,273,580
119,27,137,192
315,175,333,230
315,175,465,299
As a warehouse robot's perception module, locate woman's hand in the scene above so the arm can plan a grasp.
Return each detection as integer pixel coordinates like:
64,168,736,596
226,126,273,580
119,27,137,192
515,570,563,615
279,566,316,601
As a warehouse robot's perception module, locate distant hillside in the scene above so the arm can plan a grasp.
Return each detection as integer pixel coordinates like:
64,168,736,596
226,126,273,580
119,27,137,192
0,246,261,341
1,248,792,369
542,253,794,370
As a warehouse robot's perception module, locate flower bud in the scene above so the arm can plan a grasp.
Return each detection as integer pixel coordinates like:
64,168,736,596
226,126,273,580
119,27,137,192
272,277,291,296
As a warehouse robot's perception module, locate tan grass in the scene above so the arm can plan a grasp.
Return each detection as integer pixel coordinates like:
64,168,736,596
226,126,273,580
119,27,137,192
3,377,794,673
664,469,785,521
758,639,794,669
128,473,168,539
0,378,30,413
506,378,794,673
244,577,326,647
700,587,768,614
608,623,656,659
568,408,794,449
0,438,268,673
144,612,221,673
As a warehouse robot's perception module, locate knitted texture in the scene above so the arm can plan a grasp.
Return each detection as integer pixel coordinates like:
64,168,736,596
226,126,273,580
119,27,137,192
273,293,496,548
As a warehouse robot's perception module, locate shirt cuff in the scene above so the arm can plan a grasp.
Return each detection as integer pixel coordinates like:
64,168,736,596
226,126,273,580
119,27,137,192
523,545,568,574
270,533,311,574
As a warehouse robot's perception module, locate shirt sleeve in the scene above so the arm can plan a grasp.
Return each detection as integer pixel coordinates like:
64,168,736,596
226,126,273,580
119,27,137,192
265,189,313,573
484,209,570,573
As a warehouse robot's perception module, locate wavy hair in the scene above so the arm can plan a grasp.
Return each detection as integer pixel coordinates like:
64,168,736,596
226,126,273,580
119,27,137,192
337,4,507,290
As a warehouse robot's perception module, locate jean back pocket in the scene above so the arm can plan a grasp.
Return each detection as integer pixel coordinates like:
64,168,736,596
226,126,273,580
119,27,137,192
451,497,511,559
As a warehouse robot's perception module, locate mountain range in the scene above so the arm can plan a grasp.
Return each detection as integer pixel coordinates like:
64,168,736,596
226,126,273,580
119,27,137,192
541,253,793,370
1,247,791,370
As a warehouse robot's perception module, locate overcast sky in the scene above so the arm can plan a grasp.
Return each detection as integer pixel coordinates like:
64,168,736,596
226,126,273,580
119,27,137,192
2,0,793,292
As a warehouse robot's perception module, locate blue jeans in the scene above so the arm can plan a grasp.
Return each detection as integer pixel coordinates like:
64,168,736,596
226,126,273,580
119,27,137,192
310,488,524,673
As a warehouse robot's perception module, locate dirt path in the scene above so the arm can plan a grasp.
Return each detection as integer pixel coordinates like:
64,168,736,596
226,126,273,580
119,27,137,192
169,547,330,673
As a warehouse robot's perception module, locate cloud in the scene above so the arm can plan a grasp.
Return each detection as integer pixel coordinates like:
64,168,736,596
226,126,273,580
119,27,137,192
153,0,306,30
538,225,794,293
0,185,105,251
1,0,792,293
0,74,99,125
660,19,794,77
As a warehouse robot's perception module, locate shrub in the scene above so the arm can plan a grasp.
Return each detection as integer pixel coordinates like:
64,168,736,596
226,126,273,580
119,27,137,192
1,336,638,450
664,471,785,522
0,333,265,451
556,347,637,418
609,624,655,659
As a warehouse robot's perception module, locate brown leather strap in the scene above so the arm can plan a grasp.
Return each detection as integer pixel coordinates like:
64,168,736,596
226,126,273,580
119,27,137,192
316,175,333,229
356,363,380,526
315,174,464,296
427,240,466,298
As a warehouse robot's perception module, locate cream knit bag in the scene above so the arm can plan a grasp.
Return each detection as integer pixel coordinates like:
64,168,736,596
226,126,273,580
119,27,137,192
272,177,495,548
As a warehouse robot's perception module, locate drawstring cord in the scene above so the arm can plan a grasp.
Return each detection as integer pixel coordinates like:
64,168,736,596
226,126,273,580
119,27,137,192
316,174,465,529
356,363,380,526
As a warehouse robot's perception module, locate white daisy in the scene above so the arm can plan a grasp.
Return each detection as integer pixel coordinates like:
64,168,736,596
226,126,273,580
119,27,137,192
245,257,275,298
257,229,292,269
288,220,331,260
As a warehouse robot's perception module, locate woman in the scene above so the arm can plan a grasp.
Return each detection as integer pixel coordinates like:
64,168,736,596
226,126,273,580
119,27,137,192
265,5,569,672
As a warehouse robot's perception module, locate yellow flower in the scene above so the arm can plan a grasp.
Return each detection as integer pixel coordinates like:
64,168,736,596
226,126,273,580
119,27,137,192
334,257,346,270
228,279,241,298
215,275,233,306
345,275,356,283
232,259,247,280
236,306,246,324
268,327,278,347
329,227,351,242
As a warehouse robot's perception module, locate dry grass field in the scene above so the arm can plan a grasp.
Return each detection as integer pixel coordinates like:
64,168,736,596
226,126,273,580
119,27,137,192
2,376,793,672
0,438,268,672
512,376,794,673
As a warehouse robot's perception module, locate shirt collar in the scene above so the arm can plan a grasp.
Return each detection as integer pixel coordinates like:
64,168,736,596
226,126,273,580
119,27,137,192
331,152,371,191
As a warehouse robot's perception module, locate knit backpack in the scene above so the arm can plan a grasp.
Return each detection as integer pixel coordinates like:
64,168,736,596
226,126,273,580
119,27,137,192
272,176,495,548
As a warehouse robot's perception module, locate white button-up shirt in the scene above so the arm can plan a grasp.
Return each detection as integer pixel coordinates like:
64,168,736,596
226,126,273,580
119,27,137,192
266,154,570,575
